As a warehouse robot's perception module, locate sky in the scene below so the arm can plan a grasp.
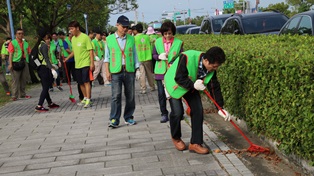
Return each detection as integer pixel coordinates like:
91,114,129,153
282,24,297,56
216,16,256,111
109,0,285,26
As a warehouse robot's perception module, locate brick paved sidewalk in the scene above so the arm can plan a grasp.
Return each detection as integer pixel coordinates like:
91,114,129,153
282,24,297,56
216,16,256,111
0,82,253,176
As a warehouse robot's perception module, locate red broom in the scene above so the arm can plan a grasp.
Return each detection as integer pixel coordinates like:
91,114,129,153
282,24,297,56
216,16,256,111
63,58,76,103
203,89,269,153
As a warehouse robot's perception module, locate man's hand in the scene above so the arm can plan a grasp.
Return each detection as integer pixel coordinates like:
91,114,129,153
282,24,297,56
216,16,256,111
194,79,206,91
90,63,95,71
218,109,231,121
8,64,12,71
135,69,141,80
158,53,168,60
106,71,111,82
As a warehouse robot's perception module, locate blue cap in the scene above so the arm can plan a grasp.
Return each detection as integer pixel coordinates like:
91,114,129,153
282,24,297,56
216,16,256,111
117,15,130,26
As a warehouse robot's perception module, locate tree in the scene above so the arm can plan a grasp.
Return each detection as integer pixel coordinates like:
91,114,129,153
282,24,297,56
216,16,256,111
260,2,292,17
0,0,138,36
286,0,314,12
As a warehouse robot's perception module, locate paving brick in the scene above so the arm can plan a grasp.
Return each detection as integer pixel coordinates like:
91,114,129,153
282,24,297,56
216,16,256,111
106,155,158,167
80,154,131,164
49,162,104,175
107,145,155,156
104,168,163,176
33,149,82,158
25,159,79,170
2,156,56,167
77,165,132,176
56,151,107,161
0,165,25,174
0,168,49,176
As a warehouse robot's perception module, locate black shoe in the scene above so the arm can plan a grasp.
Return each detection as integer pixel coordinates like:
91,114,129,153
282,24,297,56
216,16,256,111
57,86,63,91
35,106,49,112
48,103,60,108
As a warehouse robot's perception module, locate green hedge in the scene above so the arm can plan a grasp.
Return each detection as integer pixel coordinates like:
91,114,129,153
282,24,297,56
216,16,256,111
177,34,314,164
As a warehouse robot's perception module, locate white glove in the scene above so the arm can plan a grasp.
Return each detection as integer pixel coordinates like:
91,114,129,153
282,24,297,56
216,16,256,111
52,64,58,70
51,69,58,79
164,87,170,99
135,69,141,80
95,56,100,61
158,53,168,60
218,109,231,121
194,79,206,91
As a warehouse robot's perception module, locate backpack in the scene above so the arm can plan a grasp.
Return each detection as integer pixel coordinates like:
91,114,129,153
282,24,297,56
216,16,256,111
29,43,42,70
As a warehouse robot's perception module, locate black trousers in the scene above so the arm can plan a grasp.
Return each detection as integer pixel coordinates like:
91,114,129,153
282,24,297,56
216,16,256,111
169,90,204,144
37,66,53,106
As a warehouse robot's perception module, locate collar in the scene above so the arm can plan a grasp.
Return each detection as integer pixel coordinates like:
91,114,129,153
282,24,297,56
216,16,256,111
115,32,127,39
162,37,174,44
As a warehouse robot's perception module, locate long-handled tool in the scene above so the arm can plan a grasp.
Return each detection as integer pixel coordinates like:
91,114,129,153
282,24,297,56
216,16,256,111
62,59,76,103
203,89,269,153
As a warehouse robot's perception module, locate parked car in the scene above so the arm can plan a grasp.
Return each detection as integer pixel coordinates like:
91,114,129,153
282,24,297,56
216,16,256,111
199,14,232,34
176,25,197,34
220,11,289,35
185,26,200,34
279,10,314,35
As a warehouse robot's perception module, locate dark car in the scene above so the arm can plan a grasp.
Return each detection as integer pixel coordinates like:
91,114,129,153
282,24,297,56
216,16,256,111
279,10,314,35
220,11,289,35
199,14,232,34
185,26,200,34
176,25,197,34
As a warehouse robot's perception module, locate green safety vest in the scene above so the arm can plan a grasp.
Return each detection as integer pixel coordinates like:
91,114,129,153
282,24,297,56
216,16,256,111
106,34,135,73
50,41,58,64
148,34,159,52
164,50,215,99
59,39,69,57
154,37,183,75
38,41,50,66
92,39,104,60
1,43,9,55
134,34,151,62
11,39,29,63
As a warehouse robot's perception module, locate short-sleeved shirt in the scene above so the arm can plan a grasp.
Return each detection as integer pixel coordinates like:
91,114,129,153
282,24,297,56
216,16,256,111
63,41,74,62
71,33,93,69
8,39,31,58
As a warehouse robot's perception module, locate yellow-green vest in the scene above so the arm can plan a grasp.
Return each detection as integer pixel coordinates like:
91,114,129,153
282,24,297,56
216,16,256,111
154,37,183,75
38,41,50,66
164,50,215,99
50,41,58,64
1,43,9,55
11,39,29,63
107,34,135,73
134,34,152,62
92,39,104,60
148,34,159,53
59,39,69,57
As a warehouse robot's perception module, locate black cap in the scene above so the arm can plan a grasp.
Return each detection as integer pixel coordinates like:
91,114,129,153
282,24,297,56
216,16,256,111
117,15,130,26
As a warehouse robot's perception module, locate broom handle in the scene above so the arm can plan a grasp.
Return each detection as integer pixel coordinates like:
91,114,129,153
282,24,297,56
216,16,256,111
203,89,253,145
62,57,73,95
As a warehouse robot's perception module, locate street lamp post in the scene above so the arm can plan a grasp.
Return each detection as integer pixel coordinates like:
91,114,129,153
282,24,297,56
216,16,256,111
6,0,15,38
83,13,88,35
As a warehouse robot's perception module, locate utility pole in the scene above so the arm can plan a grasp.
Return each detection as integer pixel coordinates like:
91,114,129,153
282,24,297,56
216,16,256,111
135,10,138,24
6,0,15,38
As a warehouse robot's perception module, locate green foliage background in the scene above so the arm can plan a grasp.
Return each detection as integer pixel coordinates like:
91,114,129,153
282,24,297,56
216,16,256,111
177,34,314,164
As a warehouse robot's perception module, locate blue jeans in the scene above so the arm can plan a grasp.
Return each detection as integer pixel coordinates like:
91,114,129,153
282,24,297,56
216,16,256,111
156,80,168,116
110,70,135,124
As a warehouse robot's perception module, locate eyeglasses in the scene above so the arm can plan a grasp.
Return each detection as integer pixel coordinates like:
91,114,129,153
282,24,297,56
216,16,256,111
119,24,129,29
163,32,173,36
17,32,24,35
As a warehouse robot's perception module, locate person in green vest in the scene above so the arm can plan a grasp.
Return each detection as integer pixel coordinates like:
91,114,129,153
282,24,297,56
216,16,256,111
0,37,11,95
8,28,32,101
91,29,104,87
49,38,63,92
146,26,159,71
35,28,60,112
164,47,231,154
101,31,111,86
104,15,140,128
1,37,11,75
152,21,183,123
64,21,94,108
132,23,155,94
59,31,75,83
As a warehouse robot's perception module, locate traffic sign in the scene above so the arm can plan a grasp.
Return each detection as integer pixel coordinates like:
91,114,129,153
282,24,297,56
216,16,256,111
223,0,234,9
